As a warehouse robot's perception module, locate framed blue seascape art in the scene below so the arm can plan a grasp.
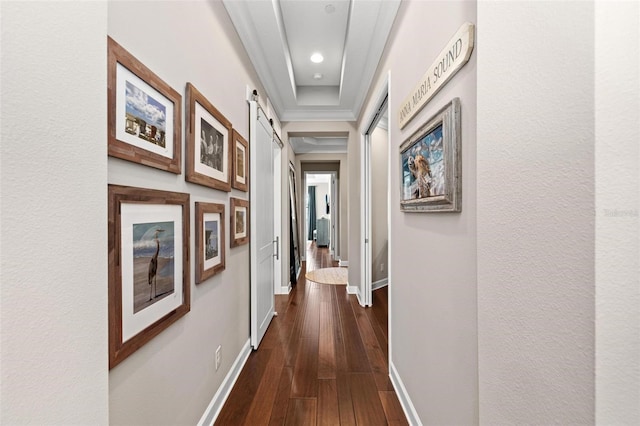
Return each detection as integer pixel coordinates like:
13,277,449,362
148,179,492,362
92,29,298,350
400,98,461,212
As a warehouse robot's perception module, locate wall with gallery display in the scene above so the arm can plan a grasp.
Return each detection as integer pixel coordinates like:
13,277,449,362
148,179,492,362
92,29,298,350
107,2,270,424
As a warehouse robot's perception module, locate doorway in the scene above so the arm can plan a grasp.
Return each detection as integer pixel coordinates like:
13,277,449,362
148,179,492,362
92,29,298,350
361,78,390,307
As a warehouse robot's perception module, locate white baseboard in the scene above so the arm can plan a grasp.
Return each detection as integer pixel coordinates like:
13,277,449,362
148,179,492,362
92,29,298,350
346,282,358,296
389,361,422,426
276,285,291,295
372,278,388,291
339,260,349,267
198,339,252,426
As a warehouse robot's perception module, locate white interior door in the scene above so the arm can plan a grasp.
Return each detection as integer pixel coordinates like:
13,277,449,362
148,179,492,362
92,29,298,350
250,101,279,349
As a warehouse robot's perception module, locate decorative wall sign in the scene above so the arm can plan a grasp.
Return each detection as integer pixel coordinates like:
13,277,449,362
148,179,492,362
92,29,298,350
186,83,232,191
230,197,249,247
231,130,249,192
108,185,190,368
398,22,474,129
195,202,226,283
400,98,461,212
107,37,182,173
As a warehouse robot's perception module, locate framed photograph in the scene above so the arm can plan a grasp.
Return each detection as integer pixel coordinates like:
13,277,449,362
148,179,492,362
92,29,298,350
231,129,249,192
400,97,461,212
108,185,190,369
195,202,226,284
107,37,182,174
186,83,232,191
230,197,249,247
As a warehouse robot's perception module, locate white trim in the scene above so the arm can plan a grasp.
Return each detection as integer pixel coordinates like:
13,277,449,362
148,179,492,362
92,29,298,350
198,339,252,426
276,284,291,295
371,278,388,291
338,260,348,267
389,361,422,426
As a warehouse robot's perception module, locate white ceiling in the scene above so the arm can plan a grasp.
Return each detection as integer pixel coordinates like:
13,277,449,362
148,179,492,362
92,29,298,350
223,0,401,126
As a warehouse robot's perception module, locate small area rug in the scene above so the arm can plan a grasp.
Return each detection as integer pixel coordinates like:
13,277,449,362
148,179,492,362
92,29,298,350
305,267,348,285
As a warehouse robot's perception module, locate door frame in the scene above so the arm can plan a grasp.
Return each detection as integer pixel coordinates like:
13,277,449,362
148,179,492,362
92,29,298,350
360,74,390,308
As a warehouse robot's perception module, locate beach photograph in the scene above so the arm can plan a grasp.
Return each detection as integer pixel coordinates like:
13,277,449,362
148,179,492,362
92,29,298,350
125,80,167,148
132,221,175,314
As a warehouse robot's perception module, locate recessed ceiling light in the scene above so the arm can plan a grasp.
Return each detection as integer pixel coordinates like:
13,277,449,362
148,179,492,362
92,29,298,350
313,73,323,80
310,52,324,63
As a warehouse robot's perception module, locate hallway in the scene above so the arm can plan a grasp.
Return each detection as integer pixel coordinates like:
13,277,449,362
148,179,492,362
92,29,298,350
215,244,407,425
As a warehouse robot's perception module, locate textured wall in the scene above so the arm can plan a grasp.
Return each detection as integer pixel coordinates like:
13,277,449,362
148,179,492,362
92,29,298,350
1,2,109,423
107,1,266,424
595,2,640,423
477,2,596,423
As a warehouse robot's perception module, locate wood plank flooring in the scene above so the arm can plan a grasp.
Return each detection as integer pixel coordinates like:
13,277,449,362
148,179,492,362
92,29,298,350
215,243,407,425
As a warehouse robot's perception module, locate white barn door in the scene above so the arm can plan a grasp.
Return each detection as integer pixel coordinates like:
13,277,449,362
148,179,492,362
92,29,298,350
250,101,280,349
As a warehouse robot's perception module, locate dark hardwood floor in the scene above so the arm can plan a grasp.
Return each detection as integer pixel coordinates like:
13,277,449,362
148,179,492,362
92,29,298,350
215,242,407,425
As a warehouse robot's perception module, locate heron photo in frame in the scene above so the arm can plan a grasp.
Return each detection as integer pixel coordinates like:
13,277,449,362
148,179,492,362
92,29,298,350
230,197,249,247
107,37,182,174
400,97,461,212
186,83,232,191
231,129,249,192
195,202,226,284
108,185,190,369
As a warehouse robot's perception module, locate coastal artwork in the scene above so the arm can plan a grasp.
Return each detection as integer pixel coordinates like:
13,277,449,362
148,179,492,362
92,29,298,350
236,144,245,180
235,208,246,237
200,118,224,172
401,124,444,201
132,221,175,313
124,81,167,148
205,219,219,261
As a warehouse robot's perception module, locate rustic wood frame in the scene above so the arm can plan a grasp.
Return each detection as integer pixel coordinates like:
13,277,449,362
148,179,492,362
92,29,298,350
107,37,182,174
231,129,249,192
108,185,190,369
185,83,232,191
195,202,226,284
230,197,250,247
399,97,461,212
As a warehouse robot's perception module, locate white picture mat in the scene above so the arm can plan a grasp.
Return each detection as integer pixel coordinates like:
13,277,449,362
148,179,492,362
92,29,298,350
115,63,174,159
203,212,222,270
194,102,229,182
120,203,183,342
235,206,247,239
235,142,246,184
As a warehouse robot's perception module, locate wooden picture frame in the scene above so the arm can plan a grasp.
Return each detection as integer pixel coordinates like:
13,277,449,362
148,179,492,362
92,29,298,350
186,83,232,191
107,37,182,174
230,197,249,247
195,202,226,283
231,129,249,192
108,185,190,369
399,97,461,212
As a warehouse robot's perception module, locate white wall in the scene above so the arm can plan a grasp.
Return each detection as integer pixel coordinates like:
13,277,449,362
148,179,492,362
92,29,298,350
1,2,109,424
107,1,266,424
477,2,595,423
371,126,389,283
595,1,640,423
359,1,478,423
